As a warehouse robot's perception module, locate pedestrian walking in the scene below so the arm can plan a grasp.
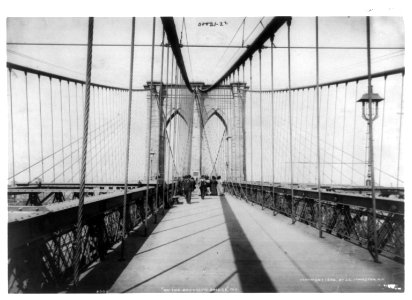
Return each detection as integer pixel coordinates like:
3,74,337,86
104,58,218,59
182,175,193,204
217,175,224,195
199,175,207,200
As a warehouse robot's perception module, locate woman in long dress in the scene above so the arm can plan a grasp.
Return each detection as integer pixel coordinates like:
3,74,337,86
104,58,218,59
216,175,223,195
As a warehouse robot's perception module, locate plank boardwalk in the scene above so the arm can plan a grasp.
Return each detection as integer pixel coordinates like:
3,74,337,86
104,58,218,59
73,191,404,293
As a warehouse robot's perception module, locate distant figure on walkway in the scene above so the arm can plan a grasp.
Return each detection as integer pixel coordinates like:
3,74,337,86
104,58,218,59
216,175,224,195
182,175,193,204
210,176,218,195
199,175,207,200
190,176,196,192
205,175,211,195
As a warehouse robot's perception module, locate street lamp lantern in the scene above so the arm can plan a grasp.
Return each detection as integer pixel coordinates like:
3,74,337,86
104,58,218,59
357,89,384,122
357,89,384,187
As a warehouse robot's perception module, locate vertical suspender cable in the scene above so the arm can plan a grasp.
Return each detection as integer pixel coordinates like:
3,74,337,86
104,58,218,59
287,20,296,223
68,82,74,182
242,63,246,182
236,68,240,181
396,74,404,188
270,35,275,200
97,88,102,182
163,42,170,210
59,80,65,182
259,49,264,209
75,83,80,181
366,16,379,263
340,83,348,184
120,16,135,260
331,85,338,184
104,88,109,183
25,72,31,182
351,82,358,184
315,17,323,237
156,29,165,219
50,78,56,181
74,16,93,287
38,75,45,182
9,69,16,184
145,17,156,236
172,59,177,193
378,77,387,185
249,57,253,182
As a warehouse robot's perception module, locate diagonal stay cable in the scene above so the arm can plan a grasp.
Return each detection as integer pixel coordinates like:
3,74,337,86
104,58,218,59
210,129,227,177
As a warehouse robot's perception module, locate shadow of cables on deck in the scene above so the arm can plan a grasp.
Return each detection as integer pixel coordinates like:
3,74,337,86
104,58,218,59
219,195,277,292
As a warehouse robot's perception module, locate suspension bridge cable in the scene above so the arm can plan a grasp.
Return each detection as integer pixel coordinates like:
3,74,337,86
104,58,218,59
67,115,122,183
120,16,135,260
24,72,31,182
322,86,330,182
165,47,170,203
161,17,193,93
152,29,166,222
249,57,253,181
67,82,74,182
287,20,296,223
213,18,246,78
201,17,291,93
161,30,168,209
144,17,156,236
351,83,358,185
38,75,45,182
8,69,16,184
182,18,194,81
396,74,404,188
74,16,93,287
98,88,103,182
378,78,387,185
275,104,402,184
315,17,323,237
340,83,348,184
331,85,338,183
259,49,264,208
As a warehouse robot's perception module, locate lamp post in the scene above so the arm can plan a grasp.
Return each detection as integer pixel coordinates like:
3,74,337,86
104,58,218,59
357,88,384,264
356,16,383,264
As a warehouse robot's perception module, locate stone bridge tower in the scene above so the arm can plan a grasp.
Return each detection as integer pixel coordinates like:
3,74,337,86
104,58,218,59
145,82,247,182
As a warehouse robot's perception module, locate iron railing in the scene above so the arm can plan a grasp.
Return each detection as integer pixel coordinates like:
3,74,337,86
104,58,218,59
224,181,404,263
8,183,176,293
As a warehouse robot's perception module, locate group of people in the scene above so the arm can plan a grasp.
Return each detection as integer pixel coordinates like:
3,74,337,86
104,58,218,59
199,175,223,200
178,175,224,203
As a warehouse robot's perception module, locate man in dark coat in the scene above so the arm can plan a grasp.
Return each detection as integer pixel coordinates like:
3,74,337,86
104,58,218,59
199,175,207,200
210,176,218,195
182,175,193,204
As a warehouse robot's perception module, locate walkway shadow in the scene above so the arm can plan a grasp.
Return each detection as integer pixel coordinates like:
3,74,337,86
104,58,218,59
68,211,168,293
219,195,277,292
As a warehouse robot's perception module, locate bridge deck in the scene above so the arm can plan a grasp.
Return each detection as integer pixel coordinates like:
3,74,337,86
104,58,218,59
73,191,403,293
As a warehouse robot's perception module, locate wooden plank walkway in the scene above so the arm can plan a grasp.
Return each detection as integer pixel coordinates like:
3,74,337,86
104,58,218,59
73,191,404,293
